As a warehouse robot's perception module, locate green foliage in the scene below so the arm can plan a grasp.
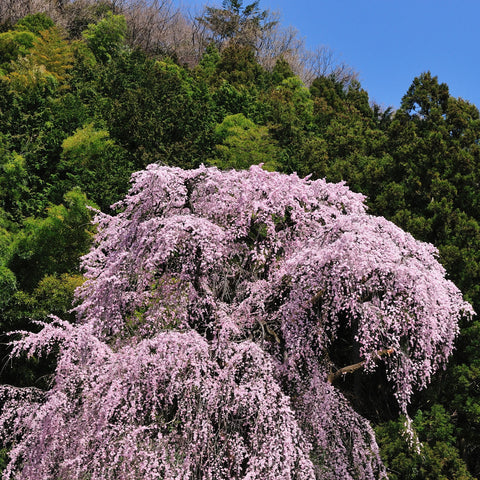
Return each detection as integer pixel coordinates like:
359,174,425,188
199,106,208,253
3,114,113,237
0,265,16,308
5,26,73,93
197,43,221,81
211,80,258,120
0,272,83,390
210,113,280,170
94,53,216,169
215,44,266,87
270,57,295,85
82,12,127,62
0,29,36,71
0,272,82,332
0,14,55,74
58,123,132,210
266,75,314,154
30,273,84,320
0,152,28,221
198,0,276,50
9,188,95,291
307,71,480,477
61,121,109,158
401,71,449,120
0,220,14,263
370,73,480,307
14,13,55,35
28,27,74,84
376,406,474,480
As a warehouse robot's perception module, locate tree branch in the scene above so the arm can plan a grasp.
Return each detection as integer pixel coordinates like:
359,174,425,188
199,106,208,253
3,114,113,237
327,348,394,384
310,289,324,306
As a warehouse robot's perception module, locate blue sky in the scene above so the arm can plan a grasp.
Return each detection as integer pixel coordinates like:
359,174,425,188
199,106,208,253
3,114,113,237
175,0,480,110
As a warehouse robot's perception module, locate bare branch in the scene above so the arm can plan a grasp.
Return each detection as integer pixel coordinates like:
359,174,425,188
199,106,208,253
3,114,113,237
300,45,359,87
327,348,395,384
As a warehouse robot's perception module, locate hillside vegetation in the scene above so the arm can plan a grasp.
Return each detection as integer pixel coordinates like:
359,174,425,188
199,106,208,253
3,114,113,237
1,1,480,478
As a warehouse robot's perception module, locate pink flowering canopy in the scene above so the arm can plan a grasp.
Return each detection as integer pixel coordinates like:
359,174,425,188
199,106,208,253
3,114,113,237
0,165,473,479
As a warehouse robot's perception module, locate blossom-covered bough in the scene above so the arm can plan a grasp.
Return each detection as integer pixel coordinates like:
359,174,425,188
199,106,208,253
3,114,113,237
0,165,473,479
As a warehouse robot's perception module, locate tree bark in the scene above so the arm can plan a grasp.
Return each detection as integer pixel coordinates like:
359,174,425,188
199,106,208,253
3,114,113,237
327,348,394,384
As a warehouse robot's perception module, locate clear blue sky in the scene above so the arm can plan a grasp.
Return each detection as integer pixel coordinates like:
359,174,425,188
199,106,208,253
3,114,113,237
175,0,480,110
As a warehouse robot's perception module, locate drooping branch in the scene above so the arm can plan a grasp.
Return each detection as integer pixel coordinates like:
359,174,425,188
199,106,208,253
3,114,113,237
327,348,394,384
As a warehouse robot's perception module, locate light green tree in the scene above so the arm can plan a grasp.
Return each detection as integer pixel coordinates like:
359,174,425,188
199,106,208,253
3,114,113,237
82,12,127,63
9,188,95,291
58,123,132,211
5,26,73,92
210,113,281,170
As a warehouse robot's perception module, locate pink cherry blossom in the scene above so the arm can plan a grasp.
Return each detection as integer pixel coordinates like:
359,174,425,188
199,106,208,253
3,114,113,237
0,165,472,479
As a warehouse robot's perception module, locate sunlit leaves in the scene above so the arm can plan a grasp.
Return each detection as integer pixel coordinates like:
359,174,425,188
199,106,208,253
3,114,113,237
58,123,132,211
210,113,281,170
4,27,73,92
9,188,95,291
82,12,127,63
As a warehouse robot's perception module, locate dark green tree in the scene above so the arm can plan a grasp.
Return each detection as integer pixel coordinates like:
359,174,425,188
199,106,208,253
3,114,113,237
13,12,55,35
376,406,474,480
93,54,216,169
360,73,480,477
198,0,276,51
214,43,266,87
264,75,314,171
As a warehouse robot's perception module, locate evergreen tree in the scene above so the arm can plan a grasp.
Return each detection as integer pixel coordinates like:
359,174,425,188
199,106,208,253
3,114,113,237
198,0,276,51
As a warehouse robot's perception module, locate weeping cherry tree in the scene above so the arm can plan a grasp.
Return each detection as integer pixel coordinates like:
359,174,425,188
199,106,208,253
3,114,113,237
0,165,473,479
